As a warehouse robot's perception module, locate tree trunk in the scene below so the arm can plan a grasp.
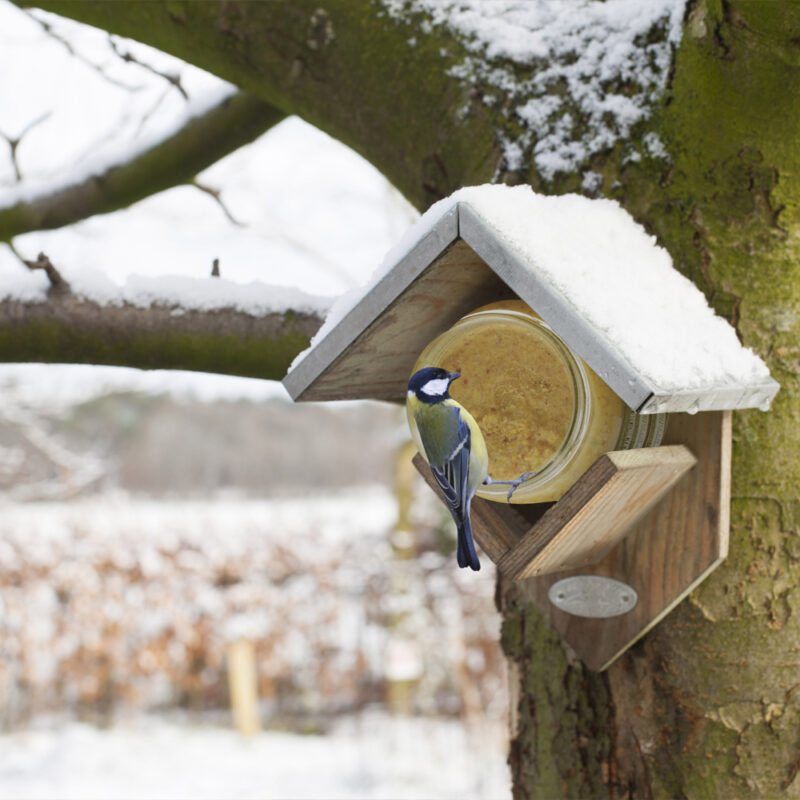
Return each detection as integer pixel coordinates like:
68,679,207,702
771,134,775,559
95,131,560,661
13,1,800,796
499,3,800,796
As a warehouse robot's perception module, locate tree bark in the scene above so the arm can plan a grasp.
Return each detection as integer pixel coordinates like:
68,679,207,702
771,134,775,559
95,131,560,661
497,2,800,797
0,290,323,380
0,91,285,240
10,1,800,796
17,0,500,210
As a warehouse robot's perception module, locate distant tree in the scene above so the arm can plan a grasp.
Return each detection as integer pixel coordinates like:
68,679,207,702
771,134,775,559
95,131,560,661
5,2,800,797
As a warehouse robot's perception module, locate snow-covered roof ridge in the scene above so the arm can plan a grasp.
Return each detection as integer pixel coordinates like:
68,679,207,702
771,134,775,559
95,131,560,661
285,184,778,414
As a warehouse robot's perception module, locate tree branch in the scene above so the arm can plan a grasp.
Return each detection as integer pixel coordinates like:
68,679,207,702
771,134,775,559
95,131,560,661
0,111,52,182
14,1,500,211
190,179,243,226
22,8,143,91
0,90,285,240
0,286,324,380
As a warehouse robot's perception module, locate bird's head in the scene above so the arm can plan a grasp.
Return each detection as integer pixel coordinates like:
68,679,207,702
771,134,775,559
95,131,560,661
408,366,460,404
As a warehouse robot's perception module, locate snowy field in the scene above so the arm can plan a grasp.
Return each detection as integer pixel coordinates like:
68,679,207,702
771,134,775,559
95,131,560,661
0,492,511,799
0,491,507,723
0,712,511,800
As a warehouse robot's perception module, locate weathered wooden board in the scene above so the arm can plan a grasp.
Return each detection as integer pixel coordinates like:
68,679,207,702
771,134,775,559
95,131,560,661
521,410,731,670
294,238,511,401
413,411,731,671
496,445,697,579
285,208,511,402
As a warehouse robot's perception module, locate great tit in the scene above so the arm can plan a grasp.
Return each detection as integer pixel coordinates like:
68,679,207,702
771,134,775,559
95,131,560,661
407,366,488,571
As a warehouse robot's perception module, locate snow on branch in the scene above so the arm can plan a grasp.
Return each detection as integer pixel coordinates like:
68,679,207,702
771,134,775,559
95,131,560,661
0,90,285,240
0,258,329,379
107,33,189,99
382,0,686,181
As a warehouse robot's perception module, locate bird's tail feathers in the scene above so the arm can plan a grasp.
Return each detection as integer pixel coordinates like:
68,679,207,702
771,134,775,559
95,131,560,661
457,517,480,571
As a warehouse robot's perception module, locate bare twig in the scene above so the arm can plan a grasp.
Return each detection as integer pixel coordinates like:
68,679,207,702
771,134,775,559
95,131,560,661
133,85,172,138
0,111,52,182
22,252,70,294
23,10,143,91
3,239,25,265
191,180,243,226
4,240,28,267
108,35,189,99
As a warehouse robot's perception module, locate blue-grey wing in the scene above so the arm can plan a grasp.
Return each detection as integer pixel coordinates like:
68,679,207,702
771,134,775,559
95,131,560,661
428,410,471,523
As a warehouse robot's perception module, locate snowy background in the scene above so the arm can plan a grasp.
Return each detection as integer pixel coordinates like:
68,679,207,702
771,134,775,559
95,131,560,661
0,2,513,798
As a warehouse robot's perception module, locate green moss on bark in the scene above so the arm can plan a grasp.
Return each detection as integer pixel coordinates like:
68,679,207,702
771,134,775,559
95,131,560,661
498,1,800,796
501,580,615,799
593,2,800,797
0,318,312,380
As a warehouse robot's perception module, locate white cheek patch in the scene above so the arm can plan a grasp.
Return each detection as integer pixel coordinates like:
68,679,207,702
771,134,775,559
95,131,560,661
421,378,449,397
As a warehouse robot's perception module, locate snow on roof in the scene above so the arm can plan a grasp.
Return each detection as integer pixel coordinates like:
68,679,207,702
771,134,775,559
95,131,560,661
380,0,686,181
289,184,778,413
449,185,772,396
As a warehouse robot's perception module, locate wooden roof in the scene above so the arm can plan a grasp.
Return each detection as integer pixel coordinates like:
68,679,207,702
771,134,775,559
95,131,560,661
283,201,779,413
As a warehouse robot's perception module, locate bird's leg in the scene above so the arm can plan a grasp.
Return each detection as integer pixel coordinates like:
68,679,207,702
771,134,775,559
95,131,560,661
484,470,539,501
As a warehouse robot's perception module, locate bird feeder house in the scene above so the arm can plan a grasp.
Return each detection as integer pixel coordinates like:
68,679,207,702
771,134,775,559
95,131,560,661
283,185,779,671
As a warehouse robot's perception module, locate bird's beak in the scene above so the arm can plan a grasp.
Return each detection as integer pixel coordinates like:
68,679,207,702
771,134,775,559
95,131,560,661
448,372,461,383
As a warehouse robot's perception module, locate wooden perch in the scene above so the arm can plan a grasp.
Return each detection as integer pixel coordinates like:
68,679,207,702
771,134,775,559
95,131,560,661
495,445,698,580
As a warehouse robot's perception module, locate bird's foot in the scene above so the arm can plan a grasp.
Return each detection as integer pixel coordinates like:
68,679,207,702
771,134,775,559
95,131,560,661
505,471,537,501
484,471,538,501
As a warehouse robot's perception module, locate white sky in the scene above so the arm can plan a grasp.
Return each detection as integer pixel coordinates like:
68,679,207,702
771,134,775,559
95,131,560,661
0,2,417,403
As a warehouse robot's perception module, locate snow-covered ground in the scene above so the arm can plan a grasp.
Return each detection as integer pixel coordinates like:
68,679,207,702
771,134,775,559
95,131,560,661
0,712,511,800
0,493,511,796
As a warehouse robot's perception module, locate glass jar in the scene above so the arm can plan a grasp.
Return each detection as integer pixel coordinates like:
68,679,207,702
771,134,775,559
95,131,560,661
408,300,666,504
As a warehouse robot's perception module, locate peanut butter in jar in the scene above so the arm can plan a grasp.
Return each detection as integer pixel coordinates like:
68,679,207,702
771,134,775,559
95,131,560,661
409,300,665,503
